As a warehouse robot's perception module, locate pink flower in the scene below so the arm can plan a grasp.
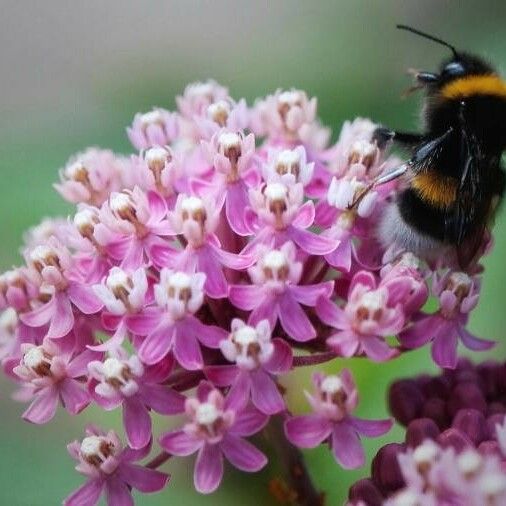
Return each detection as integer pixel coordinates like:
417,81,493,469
88,354,184,449
399,271,495,369
127,108,178,150
246,181,337,255
54,148,122,206
136,269,226,368
380,253,429,318
161,194,254,297
391,440,506,506
194,98,249,140
205,319,292,414
251,89,330,150
318,271,403,361
0,309,17,362
132,145,183,199
0,267,38,312
285,370,392,469
316,175,380,272
97,187,173,269
176,80,230,120
159,381,268,494
230,242,333,342
13,337,98,423
200,131,260,235
64,426,169,506
262,146,315,187
20,238,103,339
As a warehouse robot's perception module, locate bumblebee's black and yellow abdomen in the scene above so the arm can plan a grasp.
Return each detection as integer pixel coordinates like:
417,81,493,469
411,170,458,209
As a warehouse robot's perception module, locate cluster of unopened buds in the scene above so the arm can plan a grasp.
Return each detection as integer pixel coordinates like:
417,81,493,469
0,80,503,505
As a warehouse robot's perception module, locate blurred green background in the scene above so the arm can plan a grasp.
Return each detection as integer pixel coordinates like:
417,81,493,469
1,1,505,504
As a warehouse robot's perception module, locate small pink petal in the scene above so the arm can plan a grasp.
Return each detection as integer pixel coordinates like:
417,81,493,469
47,292,74,339
288,226,336,255
67,283,103,314
140,384,185,415
361,336,397,362
250,369,285,414
194,443,224,494
229,285,264,311
125,310,161,336
22,387,59,424
205,365,239,387
138,323,175,365
458,326,495,351
105,476,134,506
63,479,103,506
123,397,152,449
159,430,202,456
230,405,269,436
221,434,267,472
290,281,333,306
119,464,169,493
349,417,393,437
278,293,316,342
173,329,203,370
60,379,90,415
263,338,293,374
292,200,316,228
431,329,458,369
331,422,365,469
285,414,333,448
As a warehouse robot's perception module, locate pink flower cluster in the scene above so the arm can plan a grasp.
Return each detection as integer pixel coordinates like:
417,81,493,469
0,80,499,504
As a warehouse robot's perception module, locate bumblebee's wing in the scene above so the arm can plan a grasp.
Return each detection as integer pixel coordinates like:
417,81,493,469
451,128,489,267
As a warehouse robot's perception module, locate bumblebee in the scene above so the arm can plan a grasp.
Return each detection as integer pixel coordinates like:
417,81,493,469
358,25,506,268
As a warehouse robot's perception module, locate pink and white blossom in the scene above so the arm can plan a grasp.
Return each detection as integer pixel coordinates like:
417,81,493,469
285,370,392,468
205,319,292,414
64,426,169,506
159,382,268,494
230,242,333,342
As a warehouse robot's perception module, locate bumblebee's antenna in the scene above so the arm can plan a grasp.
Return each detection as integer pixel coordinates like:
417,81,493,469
396,24,459,58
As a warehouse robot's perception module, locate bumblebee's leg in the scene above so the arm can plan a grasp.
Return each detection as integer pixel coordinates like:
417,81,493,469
348,164,408,209
373,127,423,149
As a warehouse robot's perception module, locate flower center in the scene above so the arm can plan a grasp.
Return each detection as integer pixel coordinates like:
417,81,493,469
208,101,231,127
0,308,17,335
262,249,290,282
264,183,288,229
232,325,262,362
348,140,377,168
479,473,506,500
23,346,52,377
74,208,100,240
413,441,439,477
180,196,207,243
446,272,472,301
110,192,147,236
106,268,134,309
277,90,303,126
355,290,384,322
140,110,164,129
144,146,173,190
80,436,116,467
320,375,348,408
275,150,300,179
65,161,90,184
29,245,62,274
166,271,192,306
457,450,482,479
102,357,135,389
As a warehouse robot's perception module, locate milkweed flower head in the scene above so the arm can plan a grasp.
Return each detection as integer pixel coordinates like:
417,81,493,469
0,81,503,504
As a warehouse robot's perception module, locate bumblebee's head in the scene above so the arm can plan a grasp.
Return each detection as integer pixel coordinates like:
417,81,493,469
437,53,495,86
397,25,495,92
